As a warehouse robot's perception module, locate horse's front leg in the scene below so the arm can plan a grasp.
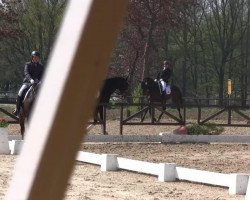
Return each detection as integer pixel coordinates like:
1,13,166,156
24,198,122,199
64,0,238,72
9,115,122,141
21,127,25,139
149,106,157,122
99,106,108,135
93,106,102,123
19,115,25,140
99,105,104,121
141,107,149,122
93,108,98,123
157,101,166,122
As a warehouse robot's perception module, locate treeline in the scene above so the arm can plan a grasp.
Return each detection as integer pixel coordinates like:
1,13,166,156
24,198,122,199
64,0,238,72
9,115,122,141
1,0,250,105
111,0,250,105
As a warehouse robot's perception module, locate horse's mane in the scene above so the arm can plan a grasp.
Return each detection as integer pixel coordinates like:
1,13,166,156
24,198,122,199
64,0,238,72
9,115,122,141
143,77,154,82
95,76,128,122
143,77,159,91
100,76,127,103
102,77,126,92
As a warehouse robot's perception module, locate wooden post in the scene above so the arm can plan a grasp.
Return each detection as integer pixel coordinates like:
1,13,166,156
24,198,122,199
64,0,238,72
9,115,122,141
198,99,201,124
183,99,186,125
6,1,128,200
103,105,107,135
120,104,124,135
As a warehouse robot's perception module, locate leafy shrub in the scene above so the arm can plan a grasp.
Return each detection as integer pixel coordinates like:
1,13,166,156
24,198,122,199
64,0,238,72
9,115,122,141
187,123,224,135
0,118,8,128
127,85,143,114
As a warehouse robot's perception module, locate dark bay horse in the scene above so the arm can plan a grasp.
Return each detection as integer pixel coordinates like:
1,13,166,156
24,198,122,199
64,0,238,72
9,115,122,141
94,76,129,122
19,82,40,139
140,77,183,122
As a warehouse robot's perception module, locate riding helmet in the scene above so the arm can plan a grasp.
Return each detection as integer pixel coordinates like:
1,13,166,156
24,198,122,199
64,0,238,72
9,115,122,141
31,51,40,57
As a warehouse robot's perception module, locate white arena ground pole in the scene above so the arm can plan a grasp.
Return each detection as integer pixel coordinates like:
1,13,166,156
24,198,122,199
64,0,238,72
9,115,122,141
76,151,250,197
6,142,249,197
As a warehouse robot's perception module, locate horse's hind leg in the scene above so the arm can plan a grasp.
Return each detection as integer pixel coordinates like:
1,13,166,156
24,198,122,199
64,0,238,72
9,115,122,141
157,110,164,122
171,93,184,124
177,106,184,124
177,99,183,122
157,101,166,122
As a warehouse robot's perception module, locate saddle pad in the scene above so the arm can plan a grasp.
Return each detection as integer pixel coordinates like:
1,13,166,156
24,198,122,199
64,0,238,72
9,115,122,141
166,85,171,94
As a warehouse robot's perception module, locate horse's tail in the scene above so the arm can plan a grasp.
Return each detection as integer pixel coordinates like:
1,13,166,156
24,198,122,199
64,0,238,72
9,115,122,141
171,85,183,108
180,94,184,108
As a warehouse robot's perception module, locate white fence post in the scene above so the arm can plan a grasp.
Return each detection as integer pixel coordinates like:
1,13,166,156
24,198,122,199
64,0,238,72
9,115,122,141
229,174,249,195
0,128,10,154
9,140,23,155
245,176,250,200
158,163,176,182
101,154,118,171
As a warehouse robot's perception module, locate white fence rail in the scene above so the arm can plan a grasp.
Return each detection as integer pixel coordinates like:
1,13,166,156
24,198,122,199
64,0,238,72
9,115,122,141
4,139,250,199
76,151,250,198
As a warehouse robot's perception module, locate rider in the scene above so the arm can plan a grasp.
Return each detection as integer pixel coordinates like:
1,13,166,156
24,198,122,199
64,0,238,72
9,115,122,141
12,51,44,116
156,60,172,95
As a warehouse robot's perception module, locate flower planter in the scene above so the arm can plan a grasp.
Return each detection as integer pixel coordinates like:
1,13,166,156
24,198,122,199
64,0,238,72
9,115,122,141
173,126,188,135
0,128,10,154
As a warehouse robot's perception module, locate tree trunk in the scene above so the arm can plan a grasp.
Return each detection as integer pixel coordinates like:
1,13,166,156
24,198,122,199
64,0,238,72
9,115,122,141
141,21,154,80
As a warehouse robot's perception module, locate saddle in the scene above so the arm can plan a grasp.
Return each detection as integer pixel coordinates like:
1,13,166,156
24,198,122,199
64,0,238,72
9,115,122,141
23,86,34,102
22,84,37,104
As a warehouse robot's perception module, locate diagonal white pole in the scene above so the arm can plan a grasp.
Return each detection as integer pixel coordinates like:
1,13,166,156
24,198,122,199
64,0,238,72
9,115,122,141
6,1,128,199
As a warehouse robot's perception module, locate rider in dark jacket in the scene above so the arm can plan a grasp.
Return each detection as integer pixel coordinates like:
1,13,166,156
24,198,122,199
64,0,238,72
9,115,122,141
12,51,44,116
156,60,172,95
157,60,172,83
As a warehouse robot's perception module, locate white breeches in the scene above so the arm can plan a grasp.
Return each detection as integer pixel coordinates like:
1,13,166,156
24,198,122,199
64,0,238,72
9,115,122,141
160,80,171,94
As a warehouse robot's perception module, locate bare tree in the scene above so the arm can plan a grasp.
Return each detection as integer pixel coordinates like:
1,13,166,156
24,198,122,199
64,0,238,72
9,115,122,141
203,0,244,104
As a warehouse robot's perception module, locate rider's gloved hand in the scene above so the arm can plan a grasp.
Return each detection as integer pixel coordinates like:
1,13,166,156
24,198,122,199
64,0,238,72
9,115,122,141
30,79,35,84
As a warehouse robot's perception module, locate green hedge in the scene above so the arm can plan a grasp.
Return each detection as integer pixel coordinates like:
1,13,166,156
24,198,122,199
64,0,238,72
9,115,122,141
187,123,224,135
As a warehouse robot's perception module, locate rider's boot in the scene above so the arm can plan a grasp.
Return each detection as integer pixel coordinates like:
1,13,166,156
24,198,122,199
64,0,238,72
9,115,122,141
12,96,22,116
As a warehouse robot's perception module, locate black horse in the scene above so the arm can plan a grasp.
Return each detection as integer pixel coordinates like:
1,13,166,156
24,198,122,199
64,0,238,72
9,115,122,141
94,76,129,122
140,77,183,122
19,82,40,139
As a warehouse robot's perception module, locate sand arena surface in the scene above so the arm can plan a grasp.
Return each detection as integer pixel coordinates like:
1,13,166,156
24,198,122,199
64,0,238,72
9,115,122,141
1,123,249,199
